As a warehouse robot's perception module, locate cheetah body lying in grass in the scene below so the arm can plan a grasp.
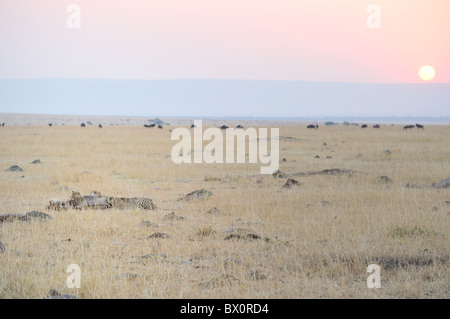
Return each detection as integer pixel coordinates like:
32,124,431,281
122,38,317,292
47,191,156,211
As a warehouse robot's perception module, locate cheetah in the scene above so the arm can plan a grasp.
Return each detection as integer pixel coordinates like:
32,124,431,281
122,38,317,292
106,197,156,210
47,199,70,211
66,191,111,210
68,191,83,209
47,191,155,211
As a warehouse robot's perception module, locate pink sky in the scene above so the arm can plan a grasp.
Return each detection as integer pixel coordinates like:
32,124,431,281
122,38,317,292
0,0,449,82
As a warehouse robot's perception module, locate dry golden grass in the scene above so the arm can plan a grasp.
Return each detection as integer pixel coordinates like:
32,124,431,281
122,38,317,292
0,124,449,298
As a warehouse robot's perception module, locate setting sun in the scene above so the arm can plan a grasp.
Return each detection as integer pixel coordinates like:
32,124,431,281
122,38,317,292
418,65,436,81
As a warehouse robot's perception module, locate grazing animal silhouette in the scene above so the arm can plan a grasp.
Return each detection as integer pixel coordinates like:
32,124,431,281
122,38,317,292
361,124,368,128
48,123,52,127
220,125,229,130
307,124,317,129
2,123,5,127
191,124,196,128
158,125,163,129
98,124,102,128
415,123,424,129
236,125,244,129
80,123,86,127
403,125,414,130
373,124,380,128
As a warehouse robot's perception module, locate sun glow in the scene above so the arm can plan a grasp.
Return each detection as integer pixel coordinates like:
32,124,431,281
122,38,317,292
418,65,436,81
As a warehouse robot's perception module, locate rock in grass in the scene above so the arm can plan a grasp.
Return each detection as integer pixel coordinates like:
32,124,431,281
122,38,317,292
432,177,450,189
139,221,159,228
0,214,27,223
378,175,393,184
46,295,79,299
272,170,288,178
46,289,78,299
26,211,53,220
113,273,138,280
224,233,261,241
206,207,230,216
0,212,53,224
282,178,301,189
6,165,23,172
247,269,267,280
163,212,184,221
181,189,212,201
148,232,170,239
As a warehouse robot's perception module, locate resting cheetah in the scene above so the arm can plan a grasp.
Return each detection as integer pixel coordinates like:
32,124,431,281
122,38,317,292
106,197,156,210
47,191,155,211
89,190,104,197
68,191,83,209
64,191,110,210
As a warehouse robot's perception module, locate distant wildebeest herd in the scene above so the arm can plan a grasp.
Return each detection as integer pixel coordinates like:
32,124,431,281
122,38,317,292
143,124,163,129
189,124,243,129
361,124,380,128
0,122,427,131
403,124,424,130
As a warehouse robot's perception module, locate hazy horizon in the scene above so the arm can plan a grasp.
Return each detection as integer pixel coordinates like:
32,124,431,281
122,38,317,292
2,112,449,125
1,79,449,118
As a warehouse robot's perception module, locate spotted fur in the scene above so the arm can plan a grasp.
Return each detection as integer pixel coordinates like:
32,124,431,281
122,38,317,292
47,200,70,211
106,196,156,210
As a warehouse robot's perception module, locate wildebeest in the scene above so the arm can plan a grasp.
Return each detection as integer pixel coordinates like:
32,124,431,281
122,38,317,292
191,124,196,128
48,123,52,127
2,123,5,127
403,125,414,130
81,123,86,127
361,124,368,128
373,124,380,129
220,125,229,130
158,125,163,129
307,124,318,129
99,124,103,128
415,123,424,129
236,125,244,129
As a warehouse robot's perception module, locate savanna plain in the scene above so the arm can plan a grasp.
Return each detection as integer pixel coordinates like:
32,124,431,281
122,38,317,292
0,122,448,298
